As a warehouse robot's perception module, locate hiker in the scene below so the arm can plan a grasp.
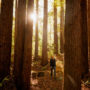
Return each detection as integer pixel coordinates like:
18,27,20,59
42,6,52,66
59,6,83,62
50,56,56,78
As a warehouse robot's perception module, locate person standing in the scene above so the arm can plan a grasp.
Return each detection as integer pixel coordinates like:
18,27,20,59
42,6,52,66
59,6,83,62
50,56,56,79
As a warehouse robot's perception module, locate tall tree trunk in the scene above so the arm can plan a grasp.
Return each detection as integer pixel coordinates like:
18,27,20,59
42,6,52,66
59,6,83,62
64,0,83,90
35,0,39,60
15,0,18,43
41,0,48,66
0,0,1,14
22,0,34,89
0,0,1,28
88,0,90,71
13,0,27,89
0,0,13,81
14,0,33,89
60,0,64,53
54,0,58,54
80,0,89,77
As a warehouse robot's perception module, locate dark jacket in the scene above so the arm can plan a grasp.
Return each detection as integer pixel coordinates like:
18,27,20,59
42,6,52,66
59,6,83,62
50,58,56,67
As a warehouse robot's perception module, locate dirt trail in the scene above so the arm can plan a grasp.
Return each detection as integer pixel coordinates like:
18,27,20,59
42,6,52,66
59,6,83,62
31,57,63,90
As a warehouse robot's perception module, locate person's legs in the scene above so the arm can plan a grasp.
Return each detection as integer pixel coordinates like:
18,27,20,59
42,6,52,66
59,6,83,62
54,66,56,78
51,67,53,77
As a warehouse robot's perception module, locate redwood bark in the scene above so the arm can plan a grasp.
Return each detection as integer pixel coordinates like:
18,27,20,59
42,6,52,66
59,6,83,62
0,0,1,14
60,0,64,53
14,0,33,89
54,0,58,54
22,0,34,90
0,0,13,81
42,0,48,66
64,0,82,90
35,0,39,60
88,0,90,71
15,0,18,43
80,0,89,77
13,0,27,89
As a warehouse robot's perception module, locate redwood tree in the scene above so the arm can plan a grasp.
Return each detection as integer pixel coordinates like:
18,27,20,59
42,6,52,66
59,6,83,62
15,0,18,42
14,0,34,89
88,0,90,70
54,0,58,54
13,0,27,89
0,0,1,14
80,0,89,77
41,0,48,65
22,0,34,89
0,0,13,81
64,0,85,90
35,0,39,60
60,0,64,53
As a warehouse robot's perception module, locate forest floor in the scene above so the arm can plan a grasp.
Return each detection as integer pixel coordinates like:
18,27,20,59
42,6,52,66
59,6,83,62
0,54,90,90
31,54,64,90
31,54,90,90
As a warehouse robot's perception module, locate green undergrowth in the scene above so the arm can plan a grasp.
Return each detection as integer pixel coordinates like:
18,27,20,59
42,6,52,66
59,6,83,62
0,76,9,87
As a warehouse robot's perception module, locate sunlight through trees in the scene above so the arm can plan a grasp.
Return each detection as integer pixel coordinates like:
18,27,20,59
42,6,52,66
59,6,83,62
0,0,90,90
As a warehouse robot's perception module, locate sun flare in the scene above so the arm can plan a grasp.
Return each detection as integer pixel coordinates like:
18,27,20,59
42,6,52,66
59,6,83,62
29,13,36,23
